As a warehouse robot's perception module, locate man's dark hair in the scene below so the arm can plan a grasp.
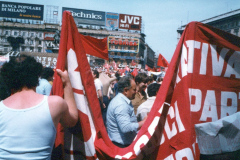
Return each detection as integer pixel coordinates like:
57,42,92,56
151,74,157,81
145,76,153,83
157,77,163,82
0,55,43,92
0,74,10,100
135,73,147,84
115,71,120,81
41,67,54,80
118,76,133,93
93,70,99,78
147,83,160,97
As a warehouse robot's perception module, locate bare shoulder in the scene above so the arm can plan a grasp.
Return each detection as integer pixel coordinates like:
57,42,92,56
48,95,68,112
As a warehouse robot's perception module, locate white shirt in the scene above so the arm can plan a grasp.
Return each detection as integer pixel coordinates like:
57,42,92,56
94,78,103,98
136,96,156,121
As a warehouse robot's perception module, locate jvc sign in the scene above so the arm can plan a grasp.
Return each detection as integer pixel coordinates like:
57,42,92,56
119,14,141,31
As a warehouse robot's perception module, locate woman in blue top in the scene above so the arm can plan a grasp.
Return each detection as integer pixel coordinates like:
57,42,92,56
0,55,78,159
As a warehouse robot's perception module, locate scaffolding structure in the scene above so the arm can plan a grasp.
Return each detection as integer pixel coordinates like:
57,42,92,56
45,5,59,24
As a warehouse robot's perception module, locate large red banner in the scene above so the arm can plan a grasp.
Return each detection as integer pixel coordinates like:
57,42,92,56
52,11,240,159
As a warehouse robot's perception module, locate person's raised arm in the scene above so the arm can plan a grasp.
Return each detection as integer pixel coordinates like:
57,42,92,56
56,69,78,127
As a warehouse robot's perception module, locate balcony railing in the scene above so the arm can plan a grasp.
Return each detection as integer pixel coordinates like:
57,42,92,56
109,55,140,60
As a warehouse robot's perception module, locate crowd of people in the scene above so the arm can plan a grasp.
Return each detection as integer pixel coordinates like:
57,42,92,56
91,66,164,148
0,55,165,158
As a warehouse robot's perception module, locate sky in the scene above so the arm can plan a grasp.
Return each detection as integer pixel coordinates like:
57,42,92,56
5,0,240,61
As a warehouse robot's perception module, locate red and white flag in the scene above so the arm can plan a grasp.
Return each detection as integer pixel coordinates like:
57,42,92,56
52,11,109,159
52,11,240,160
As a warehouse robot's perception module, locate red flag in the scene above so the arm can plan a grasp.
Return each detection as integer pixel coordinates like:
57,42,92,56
156,68,161,72
103,62,109,70
157,53,169,67
125,65,130,72
80,34,108,60
112,61,118,70
131,60,136,66
152,67,157,72
119,68,125,76
145,64,150,71
52,12,240,159
131,68,138,77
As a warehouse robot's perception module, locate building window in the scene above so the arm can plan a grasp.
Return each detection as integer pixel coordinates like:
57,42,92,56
234,28,239,36
228,24,231,29
4,48,8,52
2,38,7,42
22,32,26,37
39,40,42,45
5,30,9,35
30,47,34,52
30,40,34,45
31,33,34,37
38,48,41,52
14,31,18,36
21,46,25,51
38,33,42,38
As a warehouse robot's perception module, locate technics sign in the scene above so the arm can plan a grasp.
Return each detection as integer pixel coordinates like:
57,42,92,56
62,7,105,26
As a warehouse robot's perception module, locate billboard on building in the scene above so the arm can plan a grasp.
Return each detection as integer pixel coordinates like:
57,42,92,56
105,12,118,30
44,32,55,41
62,7,105,26
119,14,141,31
21,52,58,68
108,36,139,53
0,1,44,20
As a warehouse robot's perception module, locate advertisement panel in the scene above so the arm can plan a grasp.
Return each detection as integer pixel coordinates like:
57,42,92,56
108,36,139,53
62,7,105,26
119,14,141,30
44,32,55,41
105,12,118,30
0,1,44,20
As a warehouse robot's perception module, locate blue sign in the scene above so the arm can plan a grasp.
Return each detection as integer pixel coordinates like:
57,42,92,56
105,12,118,30
0,1,44,20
